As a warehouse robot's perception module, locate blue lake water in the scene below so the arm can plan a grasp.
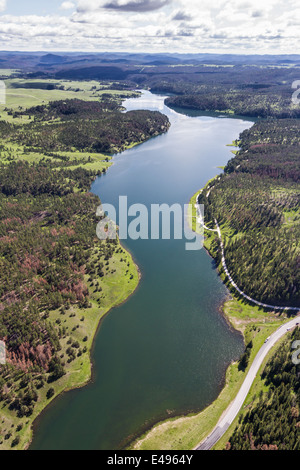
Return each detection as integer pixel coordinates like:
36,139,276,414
31,91,253,450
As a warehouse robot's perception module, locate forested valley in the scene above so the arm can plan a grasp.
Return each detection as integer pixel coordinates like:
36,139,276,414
0,59,299,449
199,119,300,307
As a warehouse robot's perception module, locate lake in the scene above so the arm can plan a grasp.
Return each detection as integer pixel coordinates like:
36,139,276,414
31,91,253,450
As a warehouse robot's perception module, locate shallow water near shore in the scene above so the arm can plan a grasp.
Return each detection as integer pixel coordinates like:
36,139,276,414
31,91,253,450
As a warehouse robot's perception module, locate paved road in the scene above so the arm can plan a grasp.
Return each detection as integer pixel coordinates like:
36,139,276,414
194,189,300,450
196,315,300,450
195,193,299,312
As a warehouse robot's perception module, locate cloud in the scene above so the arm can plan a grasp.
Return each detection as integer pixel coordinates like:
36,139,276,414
104,0,172,12
0,0,6,12
77,0,172,13
0,0,298,54
60,1,76,10
252,10,264,17
172,10,192,21
177,29,194,36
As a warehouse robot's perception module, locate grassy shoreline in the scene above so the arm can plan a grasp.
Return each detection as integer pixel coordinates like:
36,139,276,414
0,82,147,450
129,296,288,450
1,238,141,450
0,155,142,451
129,177,290,451
26,243,141,451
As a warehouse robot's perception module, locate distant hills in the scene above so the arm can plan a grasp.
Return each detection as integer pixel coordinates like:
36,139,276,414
0,51,300,72
39,53,67,64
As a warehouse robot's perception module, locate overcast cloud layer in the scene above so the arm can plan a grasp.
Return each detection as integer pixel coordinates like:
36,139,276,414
0,0,299,53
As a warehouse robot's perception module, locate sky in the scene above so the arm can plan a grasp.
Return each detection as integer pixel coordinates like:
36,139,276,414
0,0,299,54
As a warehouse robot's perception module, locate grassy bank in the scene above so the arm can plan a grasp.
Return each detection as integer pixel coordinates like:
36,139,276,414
0,242,140,450
129,175,290,451
0,139,141,450
213,332,289,450
129,296,288,450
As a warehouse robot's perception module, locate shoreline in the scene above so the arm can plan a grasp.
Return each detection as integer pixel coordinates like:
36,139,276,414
24,138,150,450
29,237,142,450
129,157,291,451
129,284,288,451
124,295,241,451
21,91,170,451
127,179,244,451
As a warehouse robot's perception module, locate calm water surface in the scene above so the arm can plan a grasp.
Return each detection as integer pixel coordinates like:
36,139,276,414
31,91,253,450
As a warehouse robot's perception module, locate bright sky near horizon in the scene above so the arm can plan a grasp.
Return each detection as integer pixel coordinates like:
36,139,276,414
0,0,299,54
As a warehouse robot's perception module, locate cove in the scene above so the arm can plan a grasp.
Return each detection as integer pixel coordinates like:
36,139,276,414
31,91,253,450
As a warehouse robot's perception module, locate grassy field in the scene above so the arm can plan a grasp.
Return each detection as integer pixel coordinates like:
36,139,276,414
0,69,20,78
0,140,113,174
0,78,141,174
0,78,139,123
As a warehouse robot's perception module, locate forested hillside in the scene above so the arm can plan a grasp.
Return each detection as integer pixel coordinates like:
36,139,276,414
227,328,300,450
3,99,170,155
165,90,300,119
132,63,300,119
199,119,300,307
0,160,113,445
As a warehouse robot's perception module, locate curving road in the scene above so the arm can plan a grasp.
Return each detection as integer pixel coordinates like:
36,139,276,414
194,188,300,450
195,315,300,450
195,193,299,312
